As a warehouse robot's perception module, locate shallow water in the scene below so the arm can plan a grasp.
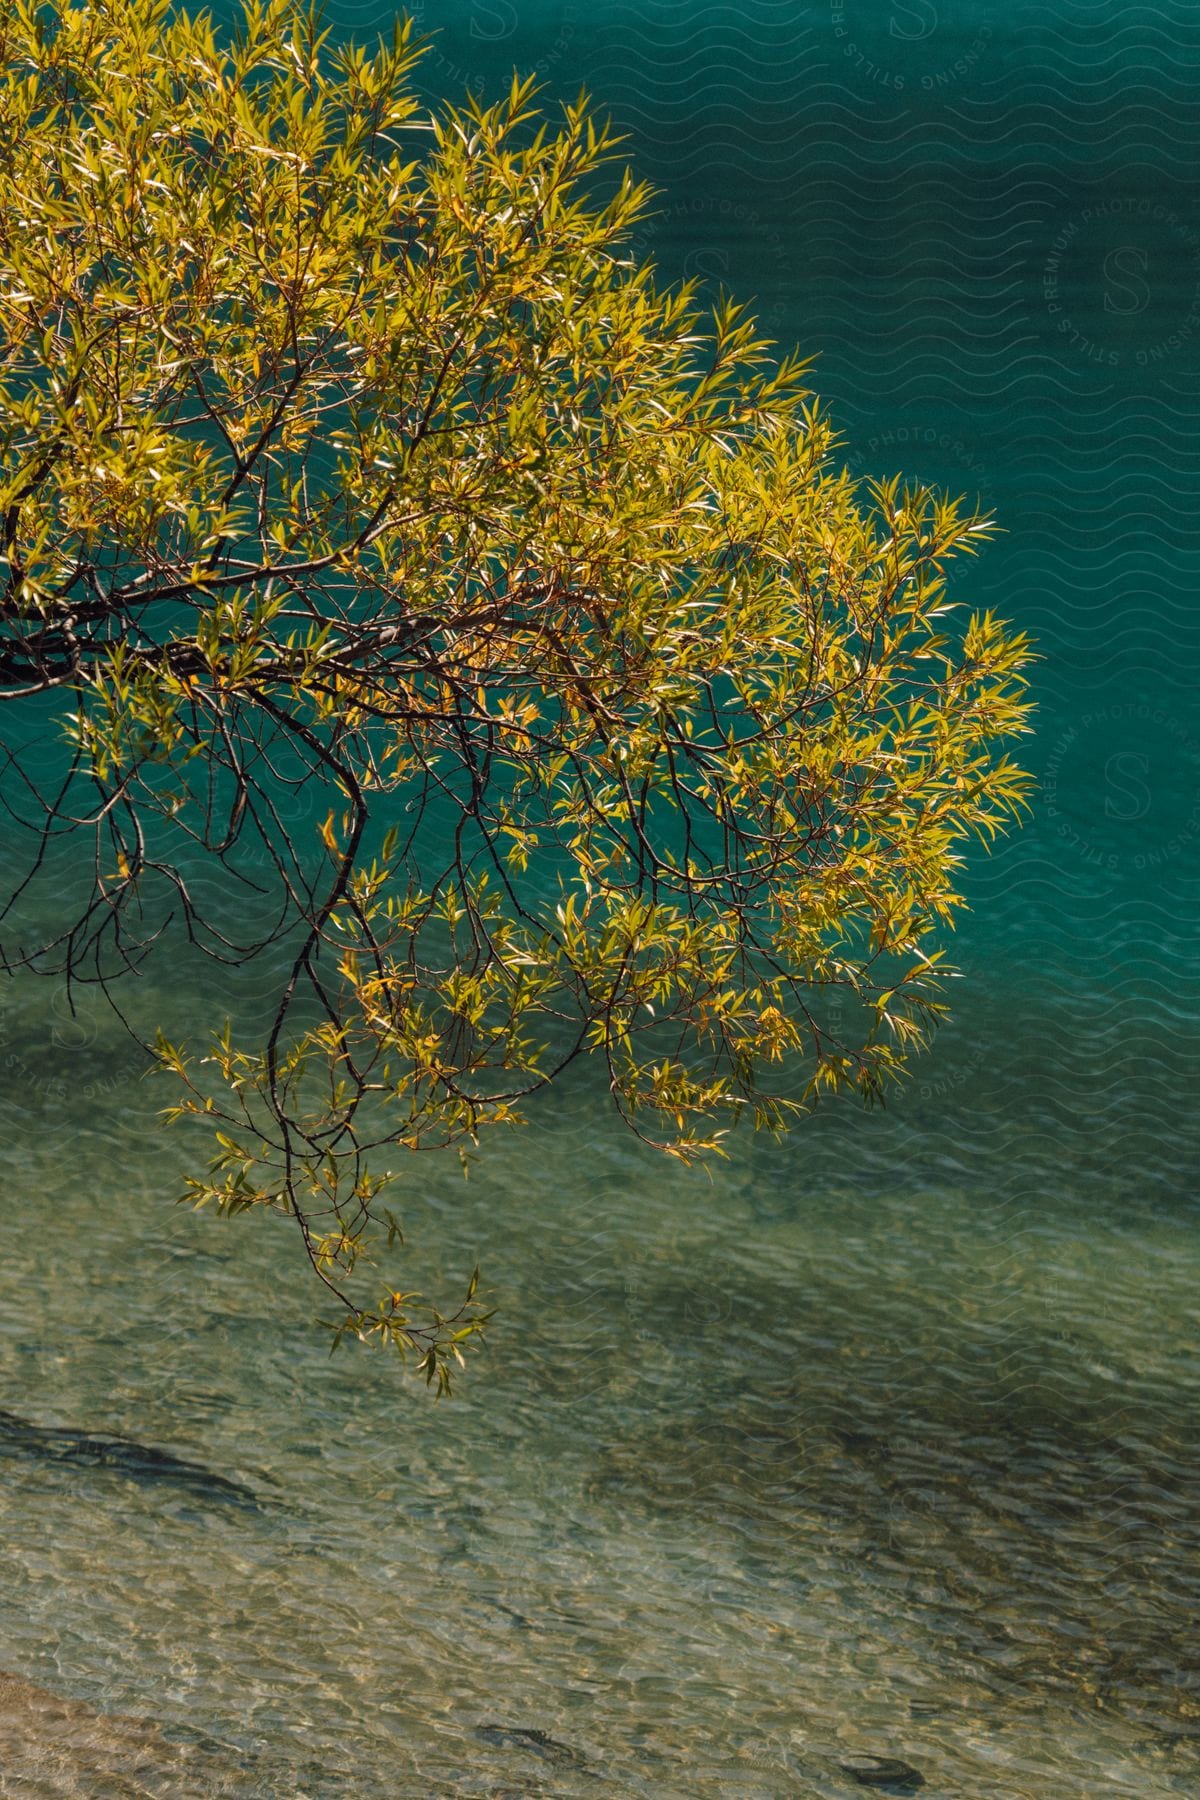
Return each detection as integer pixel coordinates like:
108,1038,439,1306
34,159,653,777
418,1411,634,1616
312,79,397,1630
0,977,1196,1795
2,1,1199,1794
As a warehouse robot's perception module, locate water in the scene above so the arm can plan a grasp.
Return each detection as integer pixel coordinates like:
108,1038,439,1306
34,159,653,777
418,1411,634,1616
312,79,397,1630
2,2,1199,1793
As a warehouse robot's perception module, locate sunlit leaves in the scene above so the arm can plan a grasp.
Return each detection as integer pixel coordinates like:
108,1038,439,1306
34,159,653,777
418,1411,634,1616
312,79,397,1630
0,0,1034,1388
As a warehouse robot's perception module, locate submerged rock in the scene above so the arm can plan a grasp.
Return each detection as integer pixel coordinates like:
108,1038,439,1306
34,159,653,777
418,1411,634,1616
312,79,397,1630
477,1724,588,1768
837,1753,926,1790
0,1407,263,1508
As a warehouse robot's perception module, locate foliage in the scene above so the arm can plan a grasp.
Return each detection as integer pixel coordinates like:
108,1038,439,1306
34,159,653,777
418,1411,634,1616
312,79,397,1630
0,0,1033,1387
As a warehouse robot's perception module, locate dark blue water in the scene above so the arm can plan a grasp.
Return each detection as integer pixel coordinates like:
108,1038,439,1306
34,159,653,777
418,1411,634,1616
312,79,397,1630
1,4,1197,1794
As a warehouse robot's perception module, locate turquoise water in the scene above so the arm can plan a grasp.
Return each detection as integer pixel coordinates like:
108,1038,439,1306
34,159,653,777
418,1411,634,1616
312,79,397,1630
2,2,1199,1793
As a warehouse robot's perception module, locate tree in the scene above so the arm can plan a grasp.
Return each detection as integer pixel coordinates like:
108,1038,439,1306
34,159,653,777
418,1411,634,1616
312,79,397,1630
0,0,1033,1388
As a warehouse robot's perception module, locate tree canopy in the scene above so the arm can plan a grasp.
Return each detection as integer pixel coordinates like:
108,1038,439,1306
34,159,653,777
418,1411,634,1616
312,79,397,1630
0,0,1033,1387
